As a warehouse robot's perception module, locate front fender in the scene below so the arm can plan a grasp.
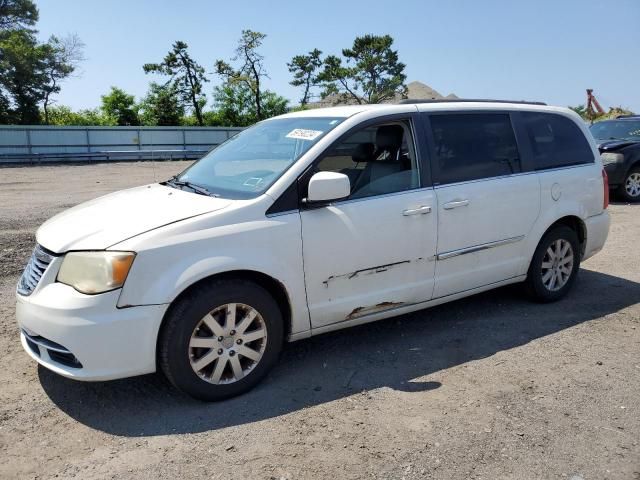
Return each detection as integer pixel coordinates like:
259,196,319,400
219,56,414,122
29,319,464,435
113,210,310,335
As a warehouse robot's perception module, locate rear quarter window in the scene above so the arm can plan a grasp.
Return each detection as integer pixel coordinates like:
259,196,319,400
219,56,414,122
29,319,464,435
521,112,594,170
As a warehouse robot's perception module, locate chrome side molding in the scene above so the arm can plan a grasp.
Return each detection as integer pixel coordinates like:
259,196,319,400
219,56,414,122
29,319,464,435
437,235,525,260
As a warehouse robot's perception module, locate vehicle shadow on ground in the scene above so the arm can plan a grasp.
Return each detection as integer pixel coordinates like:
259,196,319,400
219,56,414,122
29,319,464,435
610,200,640,206
39,269,640,437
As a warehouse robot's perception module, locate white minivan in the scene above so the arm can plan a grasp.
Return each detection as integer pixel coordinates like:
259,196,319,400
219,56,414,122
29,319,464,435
16,101,611,400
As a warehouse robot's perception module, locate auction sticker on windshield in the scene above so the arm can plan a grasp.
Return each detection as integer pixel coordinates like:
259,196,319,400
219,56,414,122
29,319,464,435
286,129,324,141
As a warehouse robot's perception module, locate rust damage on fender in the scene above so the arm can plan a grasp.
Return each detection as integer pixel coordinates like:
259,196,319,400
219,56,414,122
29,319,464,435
346,301,404,320
323,259,418,287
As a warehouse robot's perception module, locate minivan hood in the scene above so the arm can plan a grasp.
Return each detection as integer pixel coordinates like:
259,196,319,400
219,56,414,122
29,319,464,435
37,184,232,253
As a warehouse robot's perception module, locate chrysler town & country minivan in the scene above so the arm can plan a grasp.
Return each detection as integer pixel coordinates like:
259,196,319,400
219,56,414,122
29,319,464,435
16,100,610,400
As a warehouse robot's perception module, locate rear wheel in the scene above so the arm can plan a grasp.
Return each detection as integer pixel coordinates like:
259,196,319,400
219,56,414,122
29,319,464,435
159,279,284,401
620,167,640,202
525,225,580,302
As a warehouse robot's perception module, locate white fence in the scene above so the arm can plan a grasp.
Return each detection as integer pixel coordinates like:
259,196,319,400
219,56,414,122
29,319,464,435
0,125,244,164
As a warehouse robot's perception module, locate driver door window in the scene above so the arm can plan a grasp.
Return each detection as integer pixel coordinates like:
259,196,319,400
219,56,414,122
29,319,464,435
314,121,420,199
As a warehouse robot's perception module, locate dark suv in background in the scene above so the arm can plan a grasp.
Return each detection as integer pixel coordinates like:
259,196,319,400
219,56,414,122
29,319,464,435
590,116,640,202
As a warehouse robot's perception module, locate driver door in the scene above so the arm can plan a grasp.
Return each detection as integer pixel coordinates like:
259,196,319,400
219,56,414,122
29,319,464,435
300,115,438,328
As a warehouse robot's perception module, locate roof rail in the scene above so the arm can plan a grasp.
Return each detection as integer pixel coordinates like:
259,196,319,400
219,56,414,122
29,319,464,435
398,98,547,106
615,114,640,119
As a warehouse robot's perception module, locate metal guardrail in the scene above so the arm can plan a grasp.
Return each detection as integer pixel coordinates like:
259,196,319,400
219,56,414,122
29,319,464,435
0,149,208,164
0,125,243,165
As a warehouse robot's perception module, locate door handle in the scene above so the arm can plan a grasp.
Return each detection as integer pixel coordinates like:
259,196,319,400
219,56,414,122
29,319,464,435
443,199,469,210
402,205,432,216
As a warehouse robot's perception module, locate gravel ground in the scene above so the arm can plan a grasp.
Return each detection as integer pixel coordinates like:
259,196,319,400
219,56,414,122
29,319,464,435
0,162,638,480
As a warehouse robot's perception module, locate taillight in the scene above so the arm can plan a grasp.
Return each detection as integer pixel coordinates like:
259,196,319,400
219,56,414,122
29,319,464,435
602,168,609,209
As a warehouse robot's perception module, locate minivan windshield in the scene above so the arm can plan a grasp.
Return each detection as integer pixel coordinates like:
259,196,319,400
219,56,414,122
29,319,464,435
590,120,640,142
172,117,345,199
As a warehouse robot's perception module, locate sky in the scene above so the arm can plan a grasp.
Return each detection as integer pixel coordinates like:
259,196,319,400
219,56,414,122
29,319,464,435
35,0,640,112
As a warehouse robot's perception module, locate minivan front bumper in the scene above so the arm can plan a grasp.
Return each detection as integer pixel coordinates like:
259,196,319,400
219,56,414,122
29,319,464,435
16,283,167,381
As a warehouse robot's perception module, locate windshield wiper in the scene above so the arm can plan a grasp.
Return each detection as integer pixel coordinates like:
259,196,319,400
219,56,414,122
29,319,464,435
165,177,219,197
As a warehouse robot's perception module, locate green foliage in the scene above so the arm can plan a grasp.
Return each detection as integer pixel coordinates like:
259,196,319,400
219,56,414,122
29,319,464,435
0,0,38,31
602,107,635,120
213,81,287,127
0,29,48,123
569,104,636,124
45,105,112,126
212,82,254,127
569,105,587,118
143,41,208,126
215,30,271,121
261,90,289,119
0,90,10,119
287,48,322,105
100,86,139,126
314,34,407,104
287,104,311,113
0,0,83,125
40,34,84,124
139,82,184,126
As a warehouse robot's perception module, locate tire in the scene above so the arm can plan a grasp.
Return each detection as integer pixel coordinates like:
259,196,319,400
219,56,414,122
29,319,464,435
619,167,640,202
525,225,581,303
158,279,284,401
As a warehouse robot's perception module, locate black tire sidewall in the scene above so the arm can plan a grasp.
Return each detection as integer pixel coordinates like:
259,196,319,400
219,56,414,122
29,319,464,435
159,280,284,401
527,226,581,302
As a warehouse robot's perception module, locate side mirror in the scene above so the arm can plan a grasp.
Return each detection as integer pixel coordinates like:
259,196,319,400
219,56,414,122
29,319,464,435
306,171,351,203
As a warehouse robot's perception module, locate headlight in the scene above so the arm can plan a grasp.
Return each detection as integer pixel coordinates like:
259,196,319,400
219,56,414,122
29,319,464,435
57,251,136,294
601,152,625,166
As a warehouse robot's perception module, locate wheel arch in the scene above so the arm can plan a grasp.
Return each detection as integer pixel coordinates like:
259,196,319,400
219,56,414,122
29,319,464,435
541,215,587,258
625,158,640,177
156,269,294,365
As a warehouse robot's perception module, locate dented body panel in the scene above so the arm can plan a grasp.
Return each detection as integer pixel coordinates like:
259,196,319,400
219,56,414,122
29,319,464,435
301,188,438,328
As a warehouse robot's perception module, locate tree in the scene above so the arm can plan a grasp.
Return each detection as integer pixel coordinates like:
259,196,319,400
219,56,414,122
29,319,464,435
261,90,289,119
287,48,322,106
317,34,407,104
569,105,587,119
569,104,635,124
212,82,253,127
143,41,208,126
0,29,48,123
139,82,184,126
213,81,288,127
0,90,10,121
100,86,139,125
40,34,84,124
215,30,269,121
0,0,85,125
45,105,111,126
0,0,38,31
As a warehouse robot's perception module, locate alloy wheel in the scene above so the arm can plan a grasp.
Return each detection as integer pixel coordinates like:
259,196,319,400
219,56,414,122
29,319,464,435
188,303,267,384
625,172,640,198
540,239,574,292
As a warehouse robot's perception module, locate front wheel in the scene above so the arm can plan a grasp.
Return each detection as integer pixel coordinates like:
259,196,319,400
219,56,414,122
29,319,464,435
525,225,581,303
158,279,284,401
619,167,640,202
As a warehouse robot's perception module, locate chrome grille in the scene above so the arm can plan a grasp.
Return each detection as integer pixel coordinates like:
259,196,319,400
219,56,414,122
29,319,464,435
17,244,56,296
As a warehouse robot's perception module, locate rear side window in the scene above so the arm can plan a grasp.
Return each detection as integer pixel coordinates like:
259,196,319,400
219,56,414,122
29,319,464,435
429,113,520,185
521,112,594,170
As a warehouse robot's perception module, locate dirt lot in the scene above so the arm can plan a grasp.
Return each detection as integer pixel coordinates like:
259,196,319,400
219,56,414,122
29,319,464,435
0,162,639,480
